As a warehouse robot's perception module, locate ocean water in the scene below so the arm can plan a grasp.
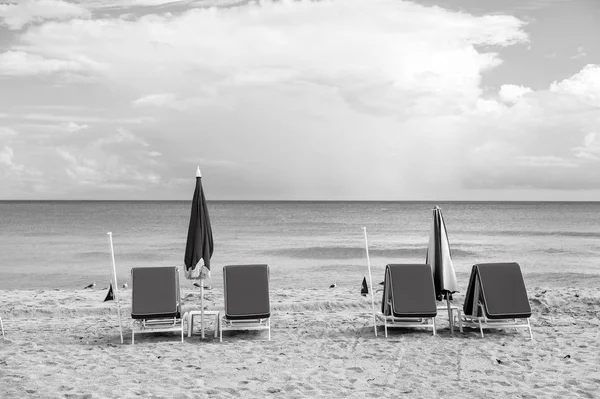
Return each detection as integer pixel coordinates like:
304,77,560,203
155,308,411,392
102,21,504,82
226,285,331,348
1,201,599,290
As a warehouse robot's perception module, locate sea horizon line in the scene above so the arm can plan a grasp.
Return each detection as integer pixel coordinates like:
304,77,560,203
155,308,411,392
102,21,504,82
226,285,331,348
2,199,600,204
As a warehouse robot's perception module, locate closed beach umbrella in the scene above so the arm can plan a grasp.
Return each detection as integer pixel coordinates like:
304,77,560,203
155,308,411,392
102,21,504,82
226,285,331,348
184,166,214,280
426,206,459,332
184,166,214,338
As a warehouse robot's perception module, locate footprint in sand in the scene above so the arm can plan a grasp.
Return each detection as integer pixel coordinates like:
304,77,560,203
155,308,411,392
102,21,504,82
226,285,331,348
346,366,365,373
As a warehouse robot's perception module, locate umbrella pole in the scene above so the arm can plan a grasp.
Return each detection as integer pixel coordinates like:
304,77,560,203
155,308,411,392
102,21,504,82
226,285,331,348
107,232,124,344
363,227,377,337
446,295,454,335
200,278,205,339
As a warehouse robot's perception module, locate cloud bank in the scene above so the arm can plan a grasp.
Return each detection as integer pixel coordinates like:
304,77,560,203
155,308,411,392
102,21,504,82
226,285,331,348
0,0,598,199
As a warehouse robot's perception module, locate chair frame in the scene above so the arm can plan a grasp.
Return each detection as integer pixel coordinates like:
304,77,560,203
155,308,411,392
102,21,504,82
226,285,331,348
219,317,271,342
131,317,184,345
374,288,437,337
461,302,533,339
376,312,437,337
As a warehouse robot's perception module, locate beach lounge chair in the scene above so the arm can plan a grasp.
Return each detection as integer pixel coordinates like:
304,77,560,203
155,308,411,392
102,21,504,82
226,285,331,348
461,262,533,339
219,264,271,342
130,266,184,344
376,264,437,337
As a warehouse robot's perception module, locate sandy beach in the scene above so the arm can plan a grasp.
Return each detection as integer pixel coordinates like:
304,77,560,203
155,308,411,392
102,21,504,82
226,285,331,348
1,272,599,399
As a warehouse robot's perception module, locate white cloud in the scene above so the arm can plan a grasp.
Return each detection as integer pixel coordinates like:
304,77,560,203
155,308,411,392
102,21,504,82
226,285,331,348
63,121,89,133
11,0,527,113
56,145,161,186
0,146,20,170
498,84,533,104
55,147,102,184
0,127,18,138
133,93,177,107
132,90,223,111
0,145,40,176
17,105,90,111
81,0,204,8
0,50,104,76
52,126,162,188
550,64,600,106
18,113,154,124
459,64,600,191
93,127,150,147
0,0,90,30
584,132,596,147
572,132,600,161
122,0,195,6
570,46,587,60
5,0,600,199
515,155,578,168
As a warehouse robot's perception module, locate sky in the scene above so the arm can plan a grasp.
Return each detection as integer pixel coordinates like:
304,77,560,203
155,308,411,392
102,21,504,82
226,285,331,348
0,0,599,201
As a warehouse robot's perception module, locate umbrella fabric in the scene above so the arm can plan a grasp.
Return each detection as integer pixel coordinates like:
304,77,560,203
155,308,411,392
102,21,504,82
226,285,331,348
426,206,458,301
184,168,214,280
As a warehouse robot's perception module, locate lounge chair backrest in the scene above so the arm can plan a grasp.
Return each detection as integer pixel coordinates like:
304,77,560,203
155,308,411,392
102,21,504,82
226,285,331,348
463,263,531,319
131,266,180,320
381,264,437,318
223,264,270,320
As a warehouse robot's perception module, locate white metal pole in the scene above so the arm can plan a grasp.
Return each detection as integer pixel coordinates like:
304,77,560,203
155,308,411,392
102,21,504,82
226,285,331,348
447,296,454,335
107,232,124,344
363,227,377,337
200,276,205,339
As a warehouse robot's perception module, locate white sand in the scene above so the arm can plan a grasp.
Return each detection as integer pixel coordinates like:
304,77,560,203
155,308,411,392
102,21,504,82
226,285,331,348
1,273,600,398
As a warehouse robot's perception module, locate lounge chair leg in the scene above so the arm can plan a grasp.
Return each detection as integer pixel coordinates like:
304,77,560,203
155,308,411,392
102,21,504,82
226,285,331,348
214,313,218,338
478,319,484,338
527,319,533,340
268,320,271,341
384,319,388,338
219,318,223,342
432,317,436,336
131,330,135,345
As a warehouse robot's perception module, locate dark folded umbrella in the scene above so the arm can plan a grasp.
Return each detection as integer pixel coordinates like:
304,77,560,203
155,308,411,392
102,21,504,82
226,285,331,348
184,166,214,280
361,276,368,296
103,283,114,302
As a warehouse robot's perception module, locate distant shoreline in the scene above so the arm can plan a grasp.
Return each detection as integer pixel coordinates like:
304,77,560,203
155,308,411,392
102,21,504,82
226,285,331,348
2,199,600,204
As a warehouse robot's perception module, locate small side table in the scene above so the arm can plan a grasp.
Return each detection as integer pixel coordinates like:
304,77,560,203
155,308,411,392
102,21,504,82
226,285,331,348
437,304,464,333
183,310,220,338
